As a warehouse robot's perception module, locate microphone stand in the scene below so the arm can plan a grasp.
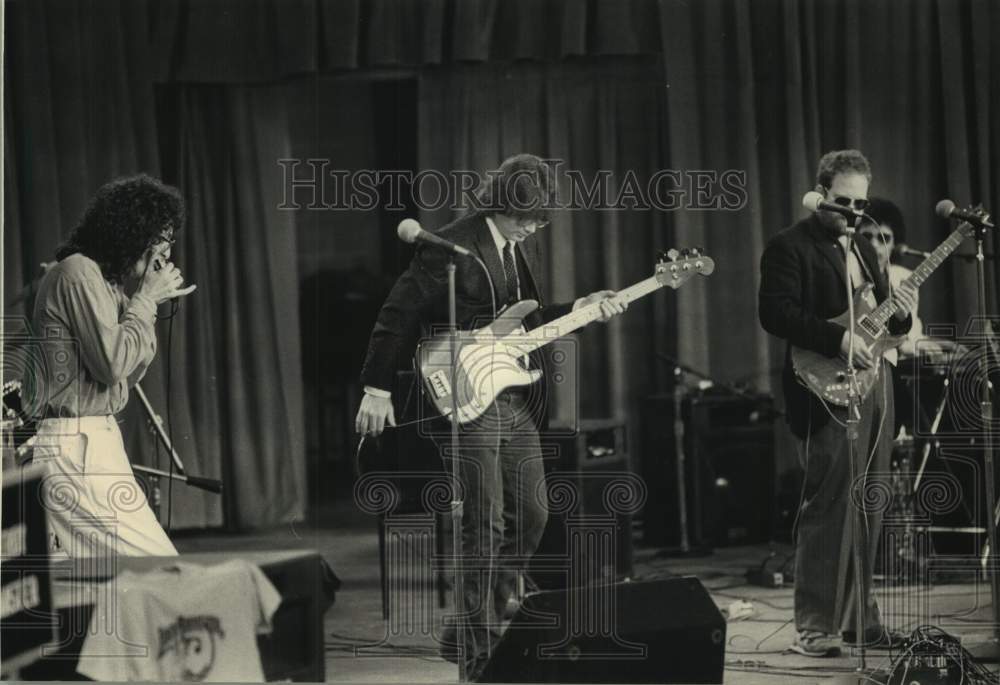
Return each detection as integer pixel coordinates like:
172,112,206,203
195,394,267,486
446,257,467,683
133,384,223,507
964,212,1000,662
653,352,782,410
652,352,775,559
846,216,868,674
832,214,872,684
650,363,712,558
135,384,187,475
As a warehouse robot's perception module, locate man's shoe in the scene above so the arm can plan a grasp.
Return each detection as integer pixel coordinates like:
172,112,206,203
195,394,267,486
842,627,907,649
790,630,842,657
500,597,520,622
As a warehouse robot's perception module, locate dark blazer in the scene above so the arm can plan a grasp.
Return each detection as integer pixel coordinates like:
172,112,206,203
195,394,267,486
758,215,912,438
360,213,573,397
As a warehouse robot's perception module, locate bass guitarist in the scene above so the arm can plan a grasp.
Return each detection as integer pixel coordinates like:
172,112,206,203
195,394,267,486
758,150,915,657
354,153,625,679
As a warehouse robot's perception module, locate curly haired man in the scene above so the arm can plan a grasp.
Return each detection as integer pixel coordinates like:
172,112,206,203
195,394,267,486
28,174,196,557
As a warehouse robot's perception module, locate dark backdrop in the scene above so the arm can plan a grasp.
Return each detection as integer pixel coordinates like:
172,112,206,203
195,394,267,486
5,0,998,528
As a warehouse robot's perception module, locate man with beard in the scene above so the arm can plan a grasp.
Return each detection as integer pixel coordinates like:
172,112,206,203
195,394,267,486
758,150,916,656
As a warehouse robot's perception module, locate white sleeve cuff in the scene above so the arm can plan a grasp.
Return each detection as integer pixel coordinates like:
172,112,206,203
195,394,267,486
364,385,391,399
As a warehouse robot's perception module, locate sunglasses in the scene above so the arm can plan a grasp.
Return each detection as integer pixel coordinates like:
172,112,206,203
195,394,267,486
861,231,894,243
830,196,871,212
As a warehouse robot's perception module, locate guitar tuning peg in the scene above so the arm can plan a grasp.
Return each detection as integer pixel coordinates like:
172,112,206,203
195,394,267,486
667,248,679,261
691,247,703,257
657,250,670,263
679,248,691,258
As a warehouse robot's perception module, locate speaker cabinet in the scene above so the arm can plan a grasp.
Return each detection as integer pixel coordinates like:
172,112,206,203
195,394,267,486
477,576,726,683
1,465,57,675
640,390,776,547
531,419,636,590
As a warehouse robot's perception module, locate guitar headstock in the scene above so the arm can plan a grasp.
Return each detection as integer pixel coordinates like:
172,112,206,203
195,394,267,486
655,248,715,289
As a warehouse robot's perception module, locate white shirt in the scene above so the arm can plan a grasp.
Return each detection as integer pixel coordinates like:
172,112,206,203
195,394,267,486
485,216,521,301
77,560,281,682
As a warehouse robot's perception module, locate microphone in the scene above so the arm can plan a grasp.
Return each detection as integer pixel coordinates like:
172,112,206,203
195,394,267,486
802,191,864,220
936,199,994,228
397,219,473,257
893,244,931,259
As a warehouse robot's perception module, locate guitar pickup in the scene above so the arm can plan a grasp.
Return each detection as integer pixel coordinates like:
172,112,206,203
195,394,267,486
427,370,452,400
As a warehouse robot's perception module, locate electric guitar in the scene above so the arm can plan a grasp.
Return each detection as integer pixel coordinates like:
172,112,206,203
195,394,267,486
417,249,715,424
792,222,975,407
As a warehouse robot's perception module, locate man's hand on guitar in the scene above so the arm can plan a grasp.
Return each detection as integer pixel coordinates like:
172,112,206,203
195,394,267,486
839,331,875,369
892,281,918,320
577,290,629,322
355,393,396,436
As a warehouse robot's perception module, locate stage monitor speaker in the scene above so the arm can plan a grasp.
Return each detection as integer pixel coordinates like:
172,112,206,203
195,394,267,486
477,576,725,684
640,390,776,547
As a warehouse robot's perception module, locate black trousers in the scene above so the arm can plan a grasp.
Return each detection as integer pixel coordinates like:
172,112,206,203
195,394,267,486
794,362,895,635
449,390,548,679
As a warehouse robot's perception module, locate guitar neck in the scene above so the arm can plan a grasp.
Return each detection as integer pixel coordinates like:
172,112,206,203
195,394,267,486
518,276,664,354
868,223,975,328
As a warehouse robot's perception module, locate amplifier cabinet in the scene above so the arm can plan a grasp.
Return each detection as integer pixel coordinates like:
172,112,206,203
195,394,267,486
640,391,776,547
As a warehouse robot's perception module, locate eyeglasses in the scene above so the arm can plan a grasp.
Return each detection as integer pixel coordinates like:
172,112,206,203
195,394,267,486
154,233,176,247
518,218,550,229
861,231,894,243
830,196,870,212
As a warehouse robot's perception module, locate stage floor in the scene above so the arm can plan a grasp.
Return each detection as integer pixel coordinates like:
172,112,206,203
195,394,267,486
173,502,1000,684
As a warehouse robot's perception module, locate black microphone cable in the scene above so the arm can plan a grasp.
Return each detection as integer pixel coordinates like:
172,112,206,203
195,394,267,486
155,297,180,531
152,257,182,532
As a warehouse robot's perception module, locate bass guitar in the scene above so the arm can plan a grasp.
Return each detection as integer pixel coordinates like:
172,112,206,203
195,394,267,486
417,249,715,424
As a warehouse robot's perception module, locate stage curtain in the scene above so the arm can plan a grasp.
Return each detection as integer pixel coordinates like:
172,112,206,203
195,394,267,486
5,1,306,529
658,0,1000,388
141,0,660,80
417,58,675,426
5,0,162,315
152,85,307,529
657,0,1000,473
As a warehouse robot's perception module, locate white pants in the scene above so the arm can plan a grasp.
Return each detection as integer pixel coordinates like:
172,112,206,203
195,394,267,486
31,416,177,557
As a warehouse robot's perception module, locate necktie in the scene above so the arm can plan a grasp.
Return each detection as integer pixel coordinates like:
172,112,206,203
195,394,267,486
502,242,529,369
837,239,866,288
503,242,519,305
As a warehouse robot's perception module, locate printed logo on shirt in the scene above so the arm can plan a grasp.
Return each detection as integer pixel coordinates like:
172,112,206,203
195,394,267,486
157,615,226,681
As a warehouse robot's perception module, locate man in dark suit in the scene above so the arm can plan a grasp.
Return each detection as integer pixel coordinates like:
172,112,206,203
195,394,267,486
355,153,625,679
758,150,916,657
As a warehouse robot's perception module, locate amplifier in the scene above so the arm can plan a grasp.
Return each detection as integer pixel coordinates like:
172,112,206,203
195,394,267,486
531,419,636,590
640,390,776,547
1,465,57,676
